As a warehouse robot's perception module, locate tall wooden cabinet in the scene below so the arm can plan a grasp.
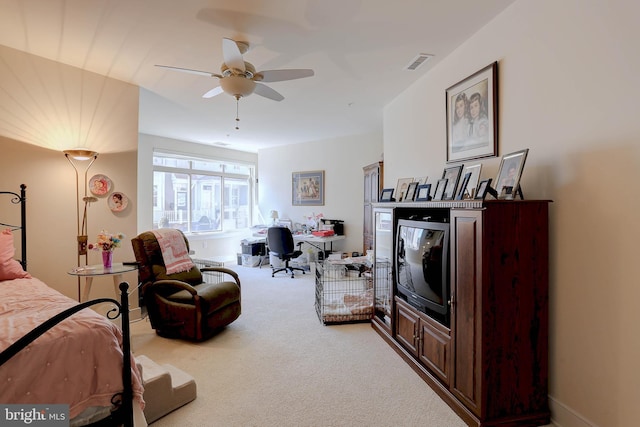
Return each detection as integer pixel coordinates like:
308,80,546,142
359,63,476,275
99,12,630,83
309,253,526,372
363,161,383,254
370,200,550,427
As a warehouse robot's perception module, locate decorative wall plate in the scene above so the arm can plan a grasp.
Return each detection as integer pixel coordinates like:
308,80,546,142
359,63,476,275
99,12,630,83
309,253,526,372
89,174,112,196
108,192,128,212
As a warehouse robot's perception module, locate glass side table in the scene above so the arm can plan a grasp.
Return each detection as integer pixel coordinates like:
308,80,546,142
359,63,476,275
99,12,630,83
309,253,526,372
67,263,137,302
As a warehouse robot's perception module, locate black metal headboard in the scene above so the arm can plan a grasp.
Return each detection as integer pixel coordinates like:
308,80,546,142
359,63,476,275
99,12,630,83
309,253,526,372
0,184,27,270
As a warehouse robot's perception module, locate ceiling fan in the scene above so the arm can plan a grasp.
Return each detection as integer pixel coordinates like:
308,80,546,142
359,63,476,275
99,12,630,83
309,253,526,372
156,37,314,102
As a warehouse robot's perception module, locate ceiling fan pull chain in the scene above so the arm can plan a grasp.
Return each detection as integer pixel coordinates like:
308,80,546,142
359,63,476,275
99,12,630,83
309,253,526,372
235,95,240,130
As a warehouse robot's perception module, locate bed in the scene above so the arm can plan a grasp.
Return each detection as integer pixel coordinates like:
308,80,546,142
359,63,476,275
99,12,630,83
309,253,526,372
0,185,145,426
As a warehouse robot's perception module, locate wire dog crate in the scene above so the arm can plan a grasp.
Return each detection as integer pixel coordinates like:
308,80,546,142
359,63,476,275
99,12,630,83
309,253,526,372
315,258,374,325
192,258,227,284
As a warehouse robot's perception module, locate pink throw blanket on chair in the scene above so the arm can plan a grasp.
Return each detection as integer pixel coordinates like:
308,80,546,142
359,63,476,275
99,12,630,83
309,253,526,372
152,228,195,274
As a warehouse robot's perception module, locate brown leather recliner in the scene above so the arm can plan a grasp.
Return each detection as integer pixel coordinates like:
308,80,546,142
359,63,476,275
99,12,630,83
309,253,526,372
131,230,241,341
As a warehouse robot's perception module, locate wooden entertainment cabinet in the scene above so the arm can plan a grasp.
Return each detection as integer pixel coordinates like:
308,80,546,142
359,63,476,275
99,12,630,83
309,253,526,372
371,200,550,427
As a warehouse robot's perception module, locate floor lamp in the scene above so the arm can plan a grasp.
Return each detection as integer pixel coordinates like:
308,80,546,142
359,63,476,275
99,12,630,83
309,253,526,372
64,149,98,300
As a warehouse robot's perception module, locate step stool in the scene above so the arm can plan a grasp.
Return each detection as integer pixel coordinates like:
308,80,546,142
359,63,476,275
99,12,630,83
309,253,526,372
136,355,197,424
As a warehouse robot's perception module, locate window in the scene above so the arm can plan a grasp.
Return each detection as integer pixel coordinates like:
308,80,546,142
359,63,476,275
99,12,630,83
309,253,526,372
153,151,255,233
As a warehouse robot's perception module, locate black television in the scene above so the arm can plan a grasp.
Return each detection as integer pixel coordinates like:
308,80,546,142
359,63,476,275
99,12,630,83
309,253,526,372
395,218,450,326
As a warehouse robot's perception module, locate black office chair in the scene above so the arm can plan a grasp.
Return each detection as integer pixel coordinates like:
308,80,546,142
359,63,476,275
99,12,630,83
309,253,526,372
266,226,305,278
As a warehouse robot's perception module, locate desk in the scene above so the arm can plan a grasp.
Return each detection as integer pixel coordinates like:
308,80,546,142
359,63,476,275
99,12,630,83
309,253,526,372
68,263,138,302
293,234,346,254
251,233,346,257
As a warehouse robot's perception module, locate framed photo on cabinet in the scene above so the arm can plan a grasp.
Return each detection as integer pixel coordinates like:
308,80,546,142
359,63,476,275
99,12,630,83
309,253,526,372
433,178,448,201
395,178,414,202
414,176,429,185
462,163,482,198
415,184,432,202
474,178,494,200
455,172,473,200
446,62,498,163
403,182,419,202
380,188,394,202
495,149,528,199
442,165,463,200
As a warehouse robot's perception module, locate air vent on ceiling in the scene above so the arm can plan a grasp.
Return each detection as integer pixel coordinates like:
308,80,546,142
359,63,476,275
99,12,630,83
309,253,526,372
212,142,230,147
404,53,433,71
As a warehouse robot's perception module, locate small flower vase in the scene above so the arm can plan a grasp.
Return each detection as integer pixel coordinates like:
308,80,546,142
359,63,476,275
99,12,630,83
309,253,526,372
102,250,113,269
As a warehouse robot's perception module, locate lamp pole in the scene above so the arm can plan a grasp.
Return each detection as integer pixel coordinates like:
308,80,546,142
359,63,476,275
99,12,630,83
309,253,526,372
64,149,98,300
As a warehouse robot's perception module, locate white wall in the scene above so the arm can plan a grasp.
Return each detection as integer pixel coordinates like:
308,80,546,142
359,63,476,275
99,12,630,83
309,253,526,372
258,132,383,255
384,1,640,426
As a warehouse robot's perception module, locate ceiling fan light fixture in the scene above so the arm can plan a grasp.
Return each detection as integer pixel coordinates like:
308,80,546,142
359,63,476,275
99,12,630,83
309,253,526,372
220,75,256,97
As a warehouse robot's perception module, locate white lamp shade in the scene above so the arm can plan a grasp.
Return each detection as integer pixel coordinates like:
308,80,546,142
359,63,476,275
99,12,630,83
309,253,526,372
64,149,98,161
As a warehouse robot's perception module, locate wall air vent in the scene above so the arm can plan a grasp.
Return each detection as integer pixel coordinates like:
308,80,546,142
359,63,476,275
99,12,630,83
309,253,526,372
404,54,433,71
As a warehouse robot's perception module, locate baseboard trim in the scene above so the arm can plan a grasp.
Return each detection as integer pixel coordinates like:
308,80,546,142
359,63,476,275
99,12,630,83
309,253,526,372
549,395,599,427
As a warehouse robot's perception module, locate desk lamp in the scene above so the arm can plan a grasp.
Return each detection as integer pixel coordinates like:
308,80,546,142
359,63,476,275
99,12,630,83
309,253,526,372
270,210,279,226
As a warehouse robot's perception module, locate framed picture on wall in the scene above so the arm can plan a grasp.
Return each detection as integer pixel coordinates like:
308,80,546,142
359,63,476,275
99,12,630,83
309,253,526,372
446,62,498,163
292,170,325,206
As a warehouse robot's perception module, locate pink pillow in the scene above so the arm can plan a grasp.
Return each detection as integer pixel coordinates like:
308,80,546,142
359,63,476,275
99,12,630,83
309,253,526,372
0,228,15,261
0,229,31,281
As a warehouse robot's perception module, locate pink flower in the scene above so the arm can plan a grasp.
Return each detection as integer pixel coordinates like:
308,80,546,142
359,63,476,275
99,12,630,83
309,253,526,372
89,230,124,252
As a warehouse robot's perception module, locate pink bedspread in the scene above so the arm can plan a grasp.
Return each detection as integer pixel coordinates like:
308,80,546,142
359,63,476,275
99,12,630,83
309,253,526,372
0,277,144,419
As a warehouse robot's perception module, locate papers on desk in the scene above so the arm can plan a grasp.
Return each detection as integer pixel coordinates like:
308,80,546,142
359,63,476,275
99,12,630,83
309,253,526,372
312,230,335,237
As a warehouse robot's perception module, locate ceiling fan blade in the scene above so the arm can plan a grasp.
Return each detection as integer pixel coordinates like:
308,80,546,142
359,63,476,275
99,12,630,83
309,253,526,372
202,86,224,99
155,64,221,78
222,38,246,73
253,83,284,101
256,69,314,82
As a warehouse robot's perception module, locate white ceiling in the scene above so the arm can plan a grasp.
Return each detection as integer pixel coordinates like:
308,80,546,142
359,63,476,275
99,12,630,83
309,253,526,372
0,0,515,153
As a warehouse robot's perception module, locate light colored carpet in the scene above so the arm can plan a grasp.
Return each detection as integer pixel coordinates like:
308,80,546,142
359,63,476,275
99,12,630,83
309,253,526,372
130,263,466,427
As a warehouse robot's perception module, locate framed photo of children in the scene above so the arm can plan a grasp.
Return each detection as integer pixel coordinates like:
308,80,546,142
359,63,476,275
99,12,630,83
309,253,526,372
446,62,498,163
292,170,325,206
